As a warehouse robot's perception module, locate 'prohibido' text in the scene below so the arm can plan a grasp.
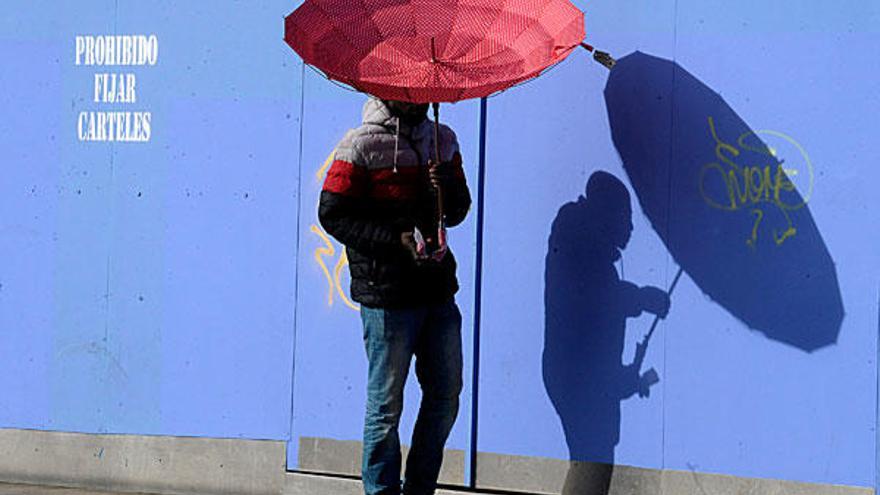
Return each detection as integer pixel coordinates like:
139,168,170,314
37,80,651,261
76,34,157,143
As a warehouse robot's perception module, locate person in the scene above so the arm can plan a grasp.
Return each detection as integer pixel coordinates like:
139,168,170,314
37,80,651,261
318,97,472,495
542,171,669,495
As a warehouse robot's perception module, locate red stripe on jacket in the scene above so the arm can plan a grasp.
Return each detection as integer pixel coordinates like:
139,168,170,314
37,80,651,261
323,154,465,201
370,167,424,200
323,160,368,197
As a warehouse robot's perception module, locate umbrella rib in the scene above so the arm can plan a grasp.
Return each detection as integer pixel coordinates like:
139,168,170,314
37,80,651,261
305,63,360,94
454,25,539,70
483,1,559,65
304,0,374,72
350,0,386,77
447,7,581,92
444,0,482,60
355,0,380,47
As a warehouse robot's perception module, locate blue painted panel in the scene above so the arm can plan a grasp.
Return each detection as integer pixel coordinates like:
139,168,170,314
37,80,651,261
287,66,481,474
476,0,676,470
477,0,879,489
0,38,65,429
0,0,118,433
1,1,302,439
112,0,301,439
661,0,879,485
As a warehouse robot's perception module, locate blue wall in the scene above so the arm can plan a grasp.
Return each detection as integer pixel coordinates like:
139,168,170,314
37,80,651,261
1,0,301,439
479,0,879,487
1,0,878,491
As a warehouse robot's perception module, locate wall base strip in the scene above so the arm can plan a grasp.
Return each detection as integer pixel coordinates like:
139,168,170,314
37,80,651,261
0,430,871,495
0,428,285,495
476,452,873,495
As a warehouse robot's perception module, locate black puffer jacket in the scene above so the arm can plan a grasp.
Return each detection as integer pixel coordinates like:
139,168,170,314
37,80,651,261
318,98,471,308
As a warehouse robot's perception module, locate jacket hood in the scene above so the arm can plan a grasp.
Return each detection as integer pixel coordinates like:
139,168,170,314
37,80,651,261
362,97,395,126
362,97,431,137
361,97,436,171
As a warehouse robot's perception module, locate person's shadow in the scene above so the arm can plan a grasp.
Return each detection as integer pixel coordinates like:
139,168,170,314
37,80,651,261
542,171,668,495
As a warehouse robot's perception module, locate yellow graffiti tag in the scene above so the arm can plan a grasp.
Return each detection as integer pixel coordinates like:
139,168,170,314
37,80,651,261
309,147,359,312
310,223,359,311
316,150,334,182
334,249,359,311
699,117,813,248
310,224,336,306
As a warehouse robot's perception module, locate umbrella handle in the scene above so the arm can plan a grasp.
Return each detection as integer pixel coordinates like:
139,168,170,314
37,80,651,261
633,267,685,369
432,102,446,231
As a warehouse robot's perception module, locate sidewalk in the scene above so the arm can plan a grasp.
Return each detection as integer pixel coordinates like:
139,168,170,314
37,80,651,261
0,474,491,495
0,484,156,495
284,472,489,495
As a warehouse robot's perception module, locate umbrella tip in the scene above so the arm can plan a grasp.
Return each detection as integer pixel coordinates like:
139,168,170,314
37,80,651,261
593,50,617,70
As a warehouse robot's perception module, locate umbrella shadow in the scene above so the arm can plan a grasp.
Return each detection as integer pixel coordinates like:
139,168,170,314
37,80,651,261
543,171,663,495
604,52,843,352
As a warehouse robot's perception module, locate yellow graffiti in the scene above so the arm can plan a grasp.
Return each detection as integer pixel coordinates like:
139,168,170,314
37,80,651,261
316,150,334,183
310,224,336,306
747,208,763,249
334,249,359,311
699,117,813,248
310,223,359,311
309,146,359,312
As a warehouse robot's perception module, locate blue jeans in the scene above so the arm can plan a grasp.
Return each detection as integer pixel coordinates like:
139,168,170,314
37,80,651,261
360,299,463,495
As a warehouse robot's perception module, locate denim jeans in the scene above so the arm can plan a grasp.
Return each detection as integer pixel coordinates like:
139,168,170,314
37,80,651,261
360,299,463,495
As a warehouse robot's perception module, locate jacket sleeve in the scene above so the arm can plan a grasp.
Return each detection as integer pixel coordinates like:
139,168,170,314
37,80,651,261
441,131,472,228
318,137,411,258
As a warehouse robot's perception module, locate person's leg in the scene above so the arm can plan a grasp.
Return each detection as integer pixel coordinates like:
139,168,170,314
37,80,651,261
403,300,463,495
361,306,424,495
562,460,614,495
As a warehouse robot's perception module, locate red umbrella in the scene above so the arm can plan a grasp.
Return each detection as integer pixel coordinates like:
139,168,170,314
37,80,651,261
285,0,608,102
284,0,612,251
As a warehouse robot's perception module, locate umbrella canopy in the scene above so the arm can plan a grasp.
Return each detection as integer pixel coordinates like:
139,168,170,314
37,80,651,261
604,52,843,352
284,0,587,103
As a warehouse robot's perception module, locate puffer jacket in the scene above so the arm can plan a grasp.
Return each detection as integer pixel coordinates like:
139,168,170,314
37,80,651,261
318,98,471,308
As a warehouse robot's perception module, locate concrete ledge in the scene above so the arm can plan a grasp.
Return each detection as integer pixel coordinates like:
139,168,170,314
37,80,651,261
1,430,872,495
475,452,873,495
298,436,465,485
287,468,875,495
0,482,158,494
0,428,286,495
476,453,659,495
661,469,873,495
284,472,464,495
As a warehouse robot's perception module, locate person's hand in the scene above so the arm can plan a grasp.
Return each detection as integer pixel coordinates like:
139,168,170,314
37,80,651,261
423,234,439,255
640,286,671,318
425,227,448,262
638,368,660,398
428,159,453,190
400,231,427,262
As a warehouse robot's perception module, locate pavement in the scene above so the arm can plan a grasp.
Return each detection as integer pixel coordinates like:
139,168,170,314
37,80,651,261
283,473,482,495
0,474,487,495
0,485,156,495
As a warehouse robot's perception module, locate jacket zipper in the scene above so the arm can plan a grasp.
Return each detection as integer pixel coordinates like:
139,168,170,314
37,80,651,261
369,259,377,286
